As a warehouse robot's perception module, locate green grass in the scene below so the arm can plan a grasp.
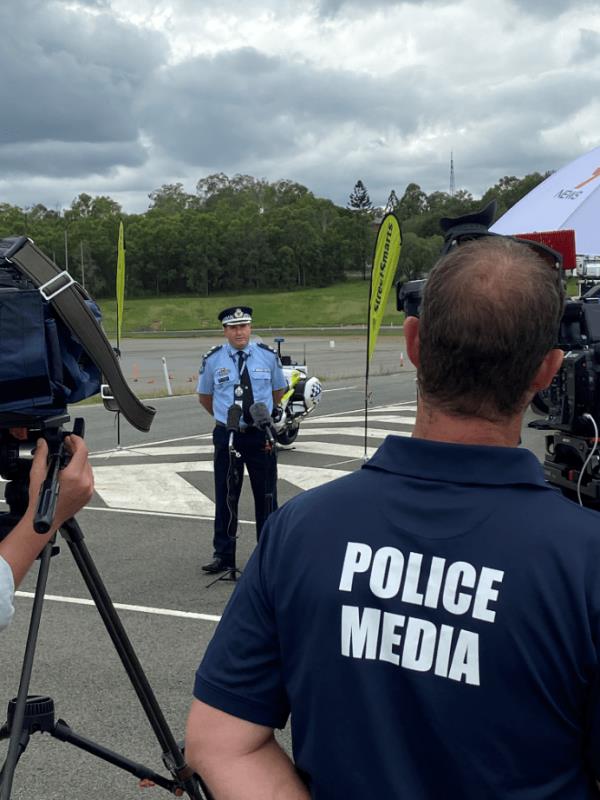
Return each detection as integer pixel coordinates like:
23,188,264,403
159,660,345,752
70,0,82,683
95,274,579,338
566,276,579,298
97,280,401,337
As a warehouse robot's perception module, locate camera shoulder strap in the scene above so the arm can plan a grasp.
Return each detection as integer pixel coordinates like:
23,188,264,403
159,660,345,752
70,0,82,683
8,238,155,432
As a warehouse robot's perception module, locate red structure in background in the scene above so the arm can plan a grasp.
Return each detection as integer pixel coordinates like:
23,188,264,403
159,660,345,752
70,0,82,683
515,229,577,270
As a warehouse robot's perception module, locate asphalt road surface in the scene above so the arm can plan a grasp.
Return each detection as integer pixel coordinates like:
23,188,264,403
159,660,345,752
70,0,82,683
0,338,553,799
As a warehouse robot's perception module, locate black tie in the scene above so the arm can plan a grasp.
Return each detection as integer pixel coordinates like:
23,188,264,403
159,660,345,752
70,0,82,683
237,350,254,426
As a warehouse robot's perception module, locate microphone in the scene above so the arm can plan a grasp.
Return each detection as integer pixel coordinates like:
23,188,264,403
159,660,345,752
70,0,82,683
226,404,242,451
250,402,276,446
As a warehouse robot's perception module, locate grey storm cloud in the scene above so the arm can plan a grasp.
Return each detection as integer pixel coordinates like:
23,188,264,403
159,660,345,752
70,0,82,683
139,47,435,167
572,28,600,63
317,0,435,13
317,0,591,16
70,0,111,7
0,0,597,212
441,69,600,133
509,0,596,14
0,0,166,175
0,140,147,179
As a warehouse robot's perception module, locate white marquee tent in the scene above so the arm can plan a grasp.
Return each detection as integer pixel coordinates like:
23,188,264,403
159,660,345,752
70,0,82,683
491,145,600,256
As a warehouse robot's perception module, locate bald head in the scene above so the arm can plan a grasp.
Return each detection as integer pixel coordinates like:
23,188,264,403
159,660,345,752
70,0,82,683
417,237,564,420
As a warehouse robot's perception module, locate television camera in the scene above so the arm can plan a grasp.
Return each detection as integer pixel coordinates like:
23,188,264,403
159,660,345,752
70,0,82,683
396,202,600,507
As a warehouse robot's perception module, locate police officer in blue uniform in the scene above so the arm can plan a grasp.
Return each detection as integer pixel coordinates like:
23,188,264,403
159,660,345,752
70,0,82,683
197,306,287,574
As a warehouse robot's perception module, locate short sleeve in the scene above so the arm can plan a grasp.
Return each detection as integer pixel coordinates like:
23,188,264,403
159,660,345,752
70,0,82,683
193,521,290,729
197,356,214,394
0,555,15,632
271,356,287,392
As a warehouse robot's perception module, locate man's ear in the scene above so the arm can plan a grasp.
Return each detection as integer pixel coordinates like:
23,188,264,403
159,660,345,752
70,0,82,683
403,316,420,368
530,348,564,392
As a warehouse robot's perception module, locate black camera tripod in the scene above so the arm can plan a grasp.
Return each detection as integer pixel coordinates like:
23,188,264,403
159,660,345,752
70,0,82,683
0,416,213,800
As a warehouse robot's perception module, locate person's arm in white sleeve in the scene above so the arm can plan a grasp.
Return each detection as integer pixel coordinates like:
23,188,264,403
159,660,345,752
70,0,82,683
0,554,15,631
0,435,94,630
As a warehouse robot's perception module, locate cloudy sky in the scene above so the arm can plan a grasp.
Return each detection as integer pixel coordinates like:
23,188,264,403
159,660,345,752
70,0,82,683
0,0,598,213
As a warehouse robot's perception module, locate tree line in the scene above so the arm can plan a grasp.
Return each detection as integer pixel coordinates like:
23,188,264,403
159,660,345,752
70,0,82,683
0,171,548,298
348,173,550,282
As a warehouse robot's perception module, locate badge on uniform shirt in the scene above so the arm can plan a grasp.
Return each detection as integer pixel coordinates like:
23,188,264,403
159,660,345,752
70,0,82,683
217,367,230,377
234,385,244,398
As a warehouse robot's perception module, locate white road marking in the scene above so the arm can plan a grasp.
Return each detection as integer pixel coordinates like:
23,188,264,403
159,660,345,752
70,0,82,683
1,406,417,516
303,415,416,425
15,591,222,622
91,459,357,513
91,432,212,456
83,505,255,523
289,427,411,439
281,442,377,459
89,433,410,462
360,404,418,413
278,463,349,490
91,445,215,459
314,403,417,417
92,462,216,515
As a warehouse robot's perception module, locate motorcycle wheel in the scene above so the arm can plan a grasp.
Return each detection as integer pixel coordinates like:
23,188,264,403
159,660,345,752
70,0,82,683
276,422,300,446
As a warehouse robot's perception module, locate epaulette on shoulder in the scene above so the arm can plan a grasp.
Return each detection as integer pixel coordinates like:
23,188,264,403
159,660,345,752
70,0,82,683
202,344,223,360
258,343,278,356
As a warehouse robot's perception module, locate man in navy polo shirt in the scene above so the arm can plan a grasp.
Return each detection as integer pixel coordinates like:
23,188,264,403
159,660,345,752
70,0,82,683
186,236,600,799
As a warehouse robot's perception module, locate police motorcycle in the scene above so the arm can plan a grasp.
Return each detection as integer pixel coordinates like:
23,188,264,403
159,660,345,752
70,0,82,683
271,337,322,446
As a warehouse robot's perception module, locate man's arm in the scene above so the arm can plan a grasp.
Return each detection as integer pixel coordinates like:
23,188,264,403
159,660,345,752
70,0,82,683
0,435,94,588
185,700,309,800
197,353,215,415
272,352,287,409
198,393,213,415
0,435,93,631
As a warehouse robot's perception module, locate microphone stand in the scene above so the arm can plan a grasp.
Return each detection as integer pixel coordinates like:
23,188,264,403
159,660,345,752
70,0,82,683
207,407,243,587
262,436,275,531
249,404,278,540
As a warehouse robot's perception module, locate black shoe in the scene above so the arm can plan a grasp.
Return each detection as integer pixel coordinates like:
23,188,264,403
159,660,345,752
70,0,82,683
202,557,234,574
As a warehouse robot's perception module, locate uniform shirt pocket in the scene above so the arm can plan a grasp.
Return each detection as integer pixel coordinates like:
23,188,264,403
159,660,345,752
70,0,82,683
250,369,271,381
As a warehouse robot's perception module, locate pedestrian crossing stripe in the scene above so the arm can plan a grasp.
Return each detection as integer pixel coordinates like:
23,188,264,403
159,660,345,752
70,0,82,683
0,405,417,516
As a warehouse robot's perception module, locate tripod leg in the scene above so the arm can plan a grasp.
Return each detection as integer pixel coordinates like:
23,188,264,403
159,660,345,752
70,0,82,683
0,723,34,792
58,518,211,800
0,540,54,800
53,719,182,792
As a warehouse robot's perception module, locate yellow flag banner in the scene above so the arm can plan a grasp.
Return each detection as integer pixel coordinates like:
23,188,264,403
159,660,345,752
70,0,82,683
116,221,126,343
367,213,402,362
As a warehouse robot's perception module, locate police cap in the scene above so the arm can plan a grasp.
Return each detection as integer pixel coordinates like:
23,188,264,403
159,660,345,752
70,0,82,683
218,306,253,326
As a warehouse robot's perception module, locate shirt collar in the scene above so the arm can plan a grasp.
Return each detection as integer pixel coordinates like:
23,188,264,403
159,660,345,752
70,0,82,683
227,343,251,358
363,435,548,489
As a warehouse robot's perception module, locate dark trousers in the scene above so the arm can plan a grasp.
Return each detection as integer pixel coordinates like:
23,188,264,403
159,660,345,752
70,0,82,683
212,425,278,560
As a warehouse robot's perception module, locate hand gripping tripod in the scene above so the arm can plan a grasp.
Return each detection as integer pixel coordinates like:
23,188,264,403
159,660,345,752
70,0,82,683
0,416,213,800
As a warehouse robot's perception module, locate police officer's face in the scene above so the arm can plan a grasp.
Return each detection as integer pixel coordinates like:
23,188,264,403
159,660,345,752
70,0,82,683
224,323,251,349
